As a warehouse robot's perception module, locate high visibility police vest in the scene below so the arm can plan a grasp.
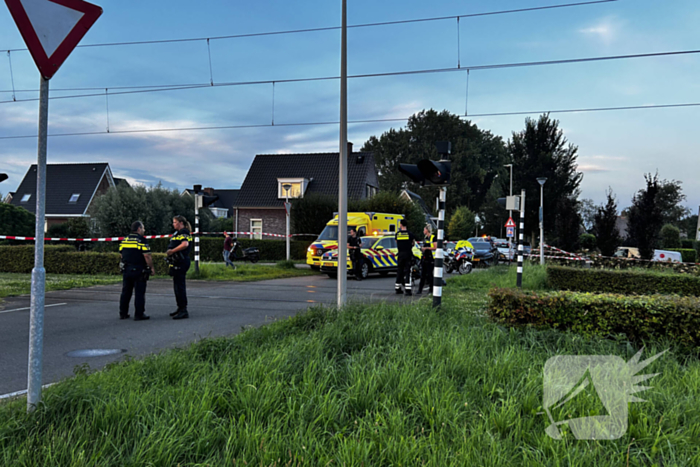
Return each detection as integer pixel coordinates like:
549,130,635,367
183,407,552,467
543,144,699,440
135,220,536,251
119,233,150,268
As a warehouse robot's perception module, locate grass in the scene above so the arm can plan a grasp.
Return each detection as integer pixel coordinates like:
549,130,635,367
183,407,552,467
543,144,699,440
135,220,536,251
1,268,698,466
449,263,551,291
188,262,317,281
0,273,122,299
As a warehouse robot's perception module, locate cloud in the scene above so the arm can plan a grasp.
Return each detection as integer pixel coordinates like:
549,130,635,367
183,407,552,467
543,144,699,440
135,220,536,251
578,164,610,173
579,17,621,45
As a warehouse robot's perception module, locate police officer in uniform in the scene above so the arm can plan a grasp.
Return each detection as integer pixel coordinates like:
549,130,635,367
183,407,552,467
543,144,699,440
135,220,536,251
167,215,193,320
347,227,363,281
395,219,418,295
119,221,154,320
417,224,436,295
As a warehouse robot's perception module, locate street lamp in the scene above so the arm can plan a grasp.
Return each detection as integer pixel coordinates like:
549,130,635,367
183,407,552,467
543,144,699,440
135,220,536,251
282,183,292,261
537,177,547,266
504,164,513,253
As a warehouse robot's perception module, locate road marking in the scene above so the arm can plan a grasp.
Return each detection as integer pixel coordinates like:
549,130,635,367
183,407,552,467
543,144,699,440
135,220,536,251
0,303,68,314
0,382,56,400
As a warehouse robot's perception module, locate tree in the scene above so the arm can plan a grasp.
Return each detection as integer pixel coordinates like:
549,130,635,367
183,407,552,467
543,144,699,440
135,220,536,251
579,198,597,233
551,195,582,252
479,178,509,237
592,189,621,257
579,233,597,251
447,206,476,240
508,114,583,246
660,224,681,249
627,173,664,259
0,203,35,236
655,179,689,227
680,214,698,240
47,218,92,238
362,109,508,213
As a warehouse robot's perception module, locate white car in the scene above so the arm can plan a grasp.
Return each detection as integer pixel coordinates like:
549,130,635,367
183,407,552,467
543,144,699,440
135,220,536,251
652,249,682,263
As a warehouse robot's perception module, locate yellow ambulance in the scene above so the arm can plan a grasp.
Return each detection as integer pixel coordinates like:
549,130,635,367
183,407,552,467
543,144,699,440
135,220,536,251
306,212,405,269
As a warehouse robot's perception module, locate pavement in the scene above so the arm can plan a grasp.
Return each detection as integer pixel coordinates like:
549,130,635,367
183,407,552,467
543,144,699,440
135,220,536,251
0,273,439,396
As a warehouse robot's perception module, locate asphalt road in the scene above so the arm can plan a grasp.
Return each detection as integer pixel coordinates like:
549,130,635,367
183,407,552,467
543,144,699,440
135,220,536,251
0,273,433,396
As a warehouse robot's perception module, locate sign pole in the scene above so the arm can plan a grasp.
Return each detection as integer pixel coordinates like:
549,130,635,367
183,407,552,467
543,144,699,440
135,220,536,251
432,186,446,309
27,76,49,412
517,189,525,288
194,194,200,274
337,0,348,308
285,200,291,261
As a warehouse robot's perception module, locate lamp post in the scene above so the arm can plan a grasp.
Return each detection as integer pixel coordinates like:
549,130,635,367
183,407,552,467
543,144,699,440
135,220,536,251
537,177,547,266
504,164,513,255
282,183,292,261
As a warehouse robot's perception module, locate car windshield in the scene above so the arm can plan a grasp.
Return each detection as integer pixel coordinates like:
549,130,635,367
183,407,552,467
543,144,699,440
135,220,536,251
317,225,357,241
360,237,377,248
471,241,491,250
495,242,509,248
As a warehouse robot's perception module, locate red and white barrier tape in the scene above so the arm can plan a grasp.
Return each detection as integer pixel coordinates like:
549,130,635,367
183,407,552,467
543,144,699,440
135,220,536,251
0,231,320,242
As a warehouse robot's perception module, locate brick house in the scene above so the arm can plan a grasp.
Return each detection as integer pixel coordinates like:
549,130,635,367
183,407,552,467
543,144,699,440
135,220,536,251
234,143,379,238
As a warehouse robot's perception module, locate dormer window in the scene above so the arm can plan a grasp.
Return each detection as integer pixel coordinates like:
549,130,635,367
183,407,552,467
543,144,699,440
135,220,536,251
69,193,80,203
21,194,31,203
277,178,308,199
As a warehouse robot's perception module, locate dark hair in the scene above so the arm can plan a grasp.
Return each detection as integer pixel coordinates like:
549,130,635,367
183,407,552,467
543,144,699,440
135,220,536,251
400,219,408,227
131,221,144,232
173,215,192,232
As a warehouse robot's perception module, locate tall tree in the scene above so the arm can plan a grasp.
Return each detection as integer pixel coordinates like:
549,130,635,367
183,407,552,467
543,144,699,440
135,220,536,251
0,204,35,236
655,178,689,227
447,206,476,240
627,173,664,259
508,114,583,246
592,189,621,256
579,198,597,233
362,109,508,214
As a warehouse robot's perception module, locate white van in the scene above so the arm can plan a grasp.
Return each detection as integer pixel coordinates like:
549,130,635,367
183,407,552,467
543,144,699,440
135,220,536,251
652,250,682,263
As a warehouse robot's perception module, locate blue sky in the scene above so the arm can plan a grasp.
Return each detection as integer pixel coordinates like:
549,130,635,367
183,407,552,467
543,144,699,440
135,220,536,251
0,0,698,214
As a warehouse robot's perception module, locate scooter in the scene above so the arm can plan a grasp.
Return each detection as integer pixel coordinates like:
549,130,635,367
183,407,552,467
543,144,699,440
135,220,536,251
454,247,473,275
230,238,260,264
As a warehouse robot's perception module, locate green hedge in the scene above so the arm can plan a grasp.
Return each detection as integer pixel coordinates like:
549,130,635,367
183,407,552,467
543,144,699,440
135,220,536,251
487,288,700,348
668,248,697,263
0,246,167,275
681,239,696,249
547,265,700,296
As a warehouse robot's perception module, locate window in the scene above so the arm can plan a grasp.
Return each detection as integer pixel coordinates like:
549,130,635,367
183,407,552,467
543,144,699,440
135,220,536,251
277,178,308,199
250,219,263,240
366,185,378,198
209,207,228,218
376,238,394,250
21,194,31,203
69,193,80,203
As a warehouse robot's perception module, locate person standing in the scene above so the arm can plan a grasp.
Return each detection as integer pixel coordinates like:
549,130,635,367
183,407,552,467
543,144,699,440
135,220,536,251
223,232,235,268
167,215,193,320
394,219,418,296
119,221,154,321
347,227,364,281
417,224,436,295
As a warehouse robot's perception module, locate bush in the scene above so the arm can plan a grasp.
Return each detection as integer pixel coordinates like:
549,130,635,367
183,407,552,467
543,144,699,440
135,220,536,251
487,288,700,348
447,206,476,240
660,223,681,249
547,265,700,296
0,204,35,236
667,248,697,264
681,239,696,249
579,233,597,251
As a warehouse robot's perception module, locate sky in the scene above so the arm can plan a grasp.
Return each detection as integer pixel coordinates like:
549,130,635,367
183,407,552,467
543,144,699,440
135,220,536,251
0,0,698,214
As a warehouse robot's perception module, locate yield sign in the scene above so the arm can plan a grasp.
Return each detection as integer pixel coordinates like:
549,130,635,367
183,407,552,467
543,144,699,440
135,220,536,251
5,0,102,79
505,217,516,228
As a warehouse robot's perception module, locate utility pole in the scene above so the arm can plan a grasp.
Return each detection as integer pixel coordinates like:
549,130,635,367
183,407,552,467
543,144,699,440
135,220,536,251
433,186,447,309
517,189,526,288
337,0,348,308
283,184,292,261
537,177,547,266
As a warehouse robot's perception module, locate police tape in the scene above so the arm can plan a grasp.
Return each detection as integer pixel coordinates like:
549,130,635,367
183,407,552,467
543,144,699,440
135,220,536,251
0,231,319,242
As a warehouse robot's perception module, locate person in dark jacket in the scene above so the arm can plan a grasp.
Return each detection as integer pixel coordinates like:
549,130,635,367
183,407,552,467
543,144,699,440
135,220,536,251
347,228,364,281
394,219,418,296
223,232,235,268
417,225,436,295
167,215,193,320
119,221,154,321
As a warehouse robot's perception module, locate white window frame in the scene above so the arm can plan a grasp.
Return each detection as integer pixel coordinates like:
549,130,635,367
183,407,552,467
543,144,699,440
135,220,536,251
208,207,228,218
250,218,263,240
69,193,80,203
21,194,31,203
277,178,308,199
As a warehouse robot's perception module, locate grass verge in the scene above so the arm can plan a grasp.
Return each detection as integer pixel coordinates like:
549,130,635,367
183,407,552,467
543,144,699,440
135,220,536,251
187,262,317,281
1,276,697,465
0,273,122,299
449,263,551,291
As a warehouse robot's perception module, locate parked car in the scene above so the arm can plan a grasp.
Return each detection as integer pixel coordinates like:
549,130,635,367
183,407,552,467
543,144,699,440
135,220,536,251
470,239,499,267
614,247,641,259
494,241,515,262
653,250,682,263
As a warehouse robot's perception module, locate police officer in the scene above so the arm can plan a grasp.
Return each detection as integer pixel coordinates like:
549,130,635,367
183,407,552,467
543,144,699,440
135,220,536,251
119,221,154,321
395,219,418,295
167,215,193,320
417,224,436,295
347,227,363,281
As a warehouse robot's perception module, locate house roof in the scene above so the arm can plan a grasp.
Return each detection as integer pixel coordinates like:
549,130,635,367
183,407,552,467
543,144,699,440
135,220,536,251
210,189,239,211
10,163,113,216
235,152,378,208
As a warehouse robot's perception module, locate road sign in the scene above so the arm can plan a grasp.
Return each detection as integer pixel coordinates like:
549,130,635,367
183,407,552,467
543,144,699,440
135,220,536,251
505,217,516,228
5,0,103,79
284,202,291,216
506,226,514,238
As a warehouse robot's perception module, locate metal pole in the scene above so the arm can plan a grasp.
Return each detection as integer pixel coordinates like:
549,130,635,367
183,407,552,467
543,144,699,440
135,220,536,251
432,187,446,308
337,0,348,308
27,76,49,412
509,165,513,258
285,195,290,261
194,194,200,274
540,184,545,266
517,189,525,288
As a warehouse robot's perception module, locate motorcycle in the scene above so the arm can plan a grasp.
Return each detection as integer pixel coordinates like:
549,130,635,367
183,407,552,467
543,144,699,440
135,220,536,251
230,238,260,264
454,247,473,275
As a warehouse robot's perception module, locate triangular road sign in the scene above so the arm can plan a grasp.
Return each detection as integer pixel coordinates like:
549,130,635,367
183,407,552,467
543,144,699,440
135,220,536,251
5,0,102,79
505,217,516,228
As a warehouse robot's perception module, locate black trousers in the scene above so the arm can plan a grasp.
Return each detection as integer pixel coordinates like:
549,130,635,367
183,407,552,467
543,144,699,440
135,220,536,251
173,271,188,310
395,253,413,290
120,269,147,317
351,253,363,279
419,259,434,292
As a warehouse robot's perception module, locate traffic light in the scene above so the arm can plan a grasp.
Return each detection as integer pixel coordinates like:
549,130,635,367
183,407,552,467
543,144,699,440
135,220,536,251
0,173,7,183
397,141,452,186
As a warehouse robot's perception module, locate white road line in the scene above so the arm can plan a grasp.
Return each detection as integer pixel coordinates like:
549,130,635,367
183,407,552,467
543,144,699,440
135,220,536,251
0,382,57,400
0,303,68,314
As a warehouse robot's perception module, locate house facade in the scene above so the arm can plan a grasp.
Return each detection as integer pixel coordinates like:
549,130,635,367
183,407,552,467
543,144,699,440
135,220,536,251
10,162,118,230
234,143,380,238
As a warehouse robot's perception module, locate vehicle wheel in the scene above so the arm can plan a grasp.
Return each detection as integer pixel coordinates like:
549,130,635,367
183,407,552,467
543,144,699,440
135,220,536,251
310,265,320,271
327,273,337,279
250,255,260,264
458,261,472,275
361,262,370,279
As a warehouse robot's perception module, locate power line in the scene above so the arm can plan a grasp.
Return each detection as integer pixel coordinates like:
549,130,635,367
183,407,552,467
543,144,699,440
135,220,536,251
1,101,698,140
3,1,618,52
2,48,698,105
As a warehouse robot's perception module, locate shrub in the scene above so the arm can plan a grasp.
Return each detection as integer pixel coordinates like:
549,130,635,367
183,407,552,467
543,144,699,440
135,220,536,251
487,288,700,348
0,204,35,236
681,239,696,249
667,248,697,264
579,233,597,251
660,223,681,249
547,265,700,296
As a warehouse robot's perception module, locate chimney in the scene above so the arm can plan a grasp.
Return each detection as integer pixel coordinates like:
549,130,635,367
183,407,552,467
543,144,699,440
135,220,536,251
347,141,353,154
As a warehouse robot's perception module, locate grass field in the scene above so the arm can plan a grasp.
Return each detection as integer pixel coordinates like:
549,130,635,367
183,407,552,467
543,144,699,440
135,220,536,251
1,265,698,466
0,273,123,299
